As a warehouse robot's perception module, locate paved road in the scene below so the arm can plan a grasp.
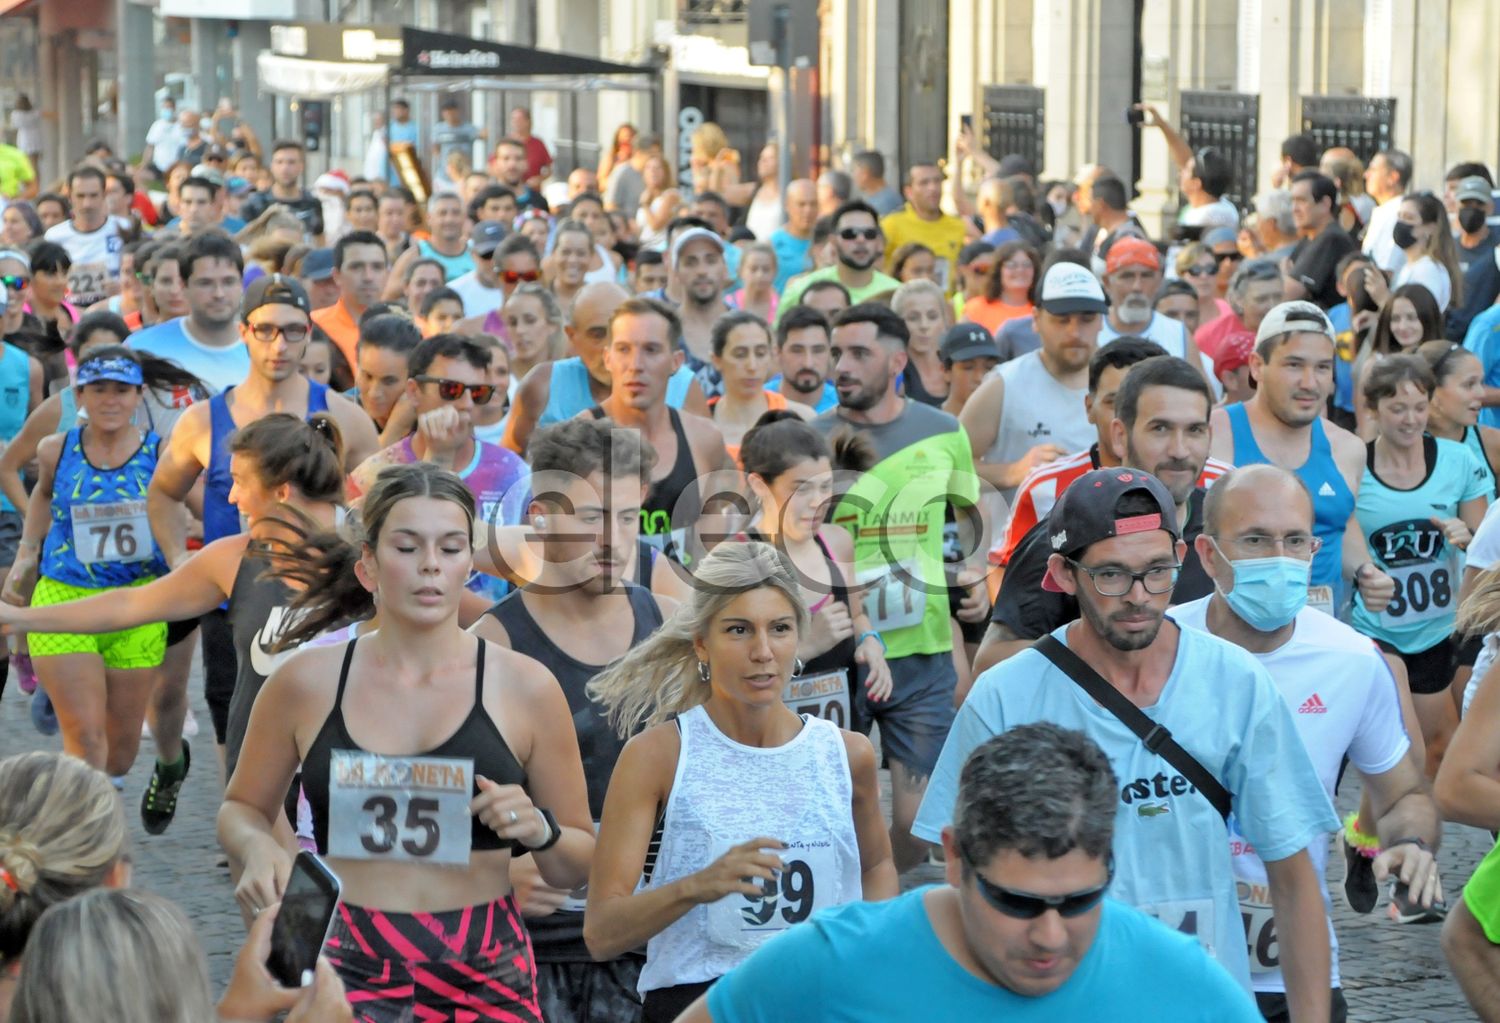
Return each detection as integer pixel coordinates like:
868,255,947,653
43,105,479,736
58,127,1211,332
0,662,1486,1020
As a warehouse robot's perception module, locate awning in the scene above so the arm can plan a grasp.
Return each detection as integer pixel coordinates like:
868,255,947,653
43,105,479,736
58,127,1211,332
256,52,389,99
399,27,651,77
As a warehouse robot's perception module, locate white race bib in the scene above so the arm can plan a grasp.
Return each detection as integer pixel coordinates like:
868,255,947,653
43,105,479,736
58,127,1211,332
327,752,474,866
70,500,151,565
1236,880,1279,974
856,560,927,633
705,838,839,949
1379,557,1458,626
66,261,109,305
782,668,850,727
1140,898,1216,957
1306,585,1335,617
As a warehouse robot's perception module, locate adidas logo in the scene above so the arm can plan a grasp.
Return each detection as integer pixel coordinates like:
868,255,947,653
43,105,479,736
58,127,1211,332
1317,482,1336,497
1298,694,1327,714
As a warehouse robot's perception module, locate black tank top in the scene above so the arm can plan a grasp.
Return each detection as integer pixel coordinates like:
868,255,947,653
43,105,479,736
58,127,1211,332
747,530,856,678
589,406,698,557
223,553,293,780
301,637,527,854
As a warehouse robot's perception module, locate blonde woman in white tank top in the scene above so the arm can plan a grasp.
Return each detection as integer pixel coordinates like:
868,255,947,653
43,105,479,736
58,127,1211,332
583,542,897,1023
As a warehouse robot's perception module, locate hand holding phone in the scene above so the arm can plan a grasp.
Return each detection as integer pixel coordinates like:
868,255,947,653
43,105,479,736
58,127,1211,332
266,851,342,989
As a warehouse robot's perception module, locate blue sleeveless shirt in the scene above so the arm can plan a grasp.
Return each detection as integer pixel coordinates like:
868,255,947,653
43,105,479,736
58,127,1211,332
204,381,329,543
538,357,694,428
41,426,165,587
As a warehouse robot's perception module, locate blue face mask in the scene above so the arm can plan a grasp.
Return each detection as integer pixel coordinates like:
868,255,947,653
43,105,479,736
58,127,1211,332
1214,545,1310,631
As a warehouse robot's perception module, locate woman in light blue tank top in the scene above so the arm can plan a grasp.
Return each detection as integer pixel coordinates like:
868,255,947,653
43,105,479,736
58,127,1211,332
1418,340,1500,499
1350,356,1488,774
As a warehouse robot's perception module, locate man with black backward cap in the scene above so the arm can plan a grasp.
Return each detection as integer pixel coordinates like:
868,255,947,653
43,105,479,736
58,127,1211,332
915,466,1338,1018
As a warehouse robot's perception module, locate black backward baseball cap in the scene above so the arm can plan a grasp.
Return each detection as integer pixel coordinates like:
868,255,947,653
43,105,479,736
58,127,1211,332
242,273,312,320
1042,468,1180,591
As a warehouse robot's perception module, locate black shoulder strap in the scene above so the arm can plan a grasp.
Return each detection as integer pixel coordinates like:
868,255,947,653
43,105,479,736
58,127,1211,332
1035,634,1232,821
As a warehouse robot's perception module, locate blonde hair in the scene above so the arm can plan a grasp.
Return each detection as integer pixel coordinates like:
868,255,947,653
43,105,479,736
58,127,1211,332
0,752,126,966
691,122,730,162
891,277,948,317
1459,568,1500,637
9,889,213,1023
588,542,808,737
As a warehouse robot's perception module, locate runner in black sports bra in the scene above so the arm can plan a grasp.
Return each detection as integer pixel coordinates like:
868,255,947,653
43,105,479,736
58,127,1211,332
301,636,528,855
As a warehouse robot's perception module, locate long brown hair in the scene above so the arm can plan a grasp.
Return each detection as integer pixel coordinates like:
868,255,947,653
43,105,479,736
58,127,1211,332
228,412,345,504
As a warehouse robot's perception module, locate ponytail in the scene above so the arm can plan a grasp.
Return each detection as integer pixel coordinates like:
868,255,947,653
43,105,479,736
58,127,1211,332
228,412,345,504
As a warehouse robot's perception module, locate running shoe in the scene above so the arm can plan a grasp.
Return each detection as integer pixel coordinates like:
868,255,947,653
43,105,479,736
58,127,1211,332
140,740,190,835
29,689,57,735
1388,880,1447,924
14,652,35,695
1341,831,1379,914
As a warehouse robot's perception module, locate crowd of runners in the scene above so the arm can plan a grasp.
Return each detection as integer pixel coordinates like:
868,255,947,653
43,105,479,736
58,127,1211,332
3,100,1500,1021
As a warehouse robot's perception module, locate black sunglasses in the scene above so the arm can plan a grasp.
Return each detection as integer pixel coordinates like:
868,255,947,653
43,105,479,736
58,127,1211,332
972,857,1114,919
415,374,496,405
839,227,879,241
1213,251,1244,266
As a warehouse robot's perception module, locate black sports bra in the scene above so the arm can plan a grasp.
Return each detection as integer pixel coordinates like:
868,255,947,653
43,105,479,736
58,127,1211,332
301,637,528,855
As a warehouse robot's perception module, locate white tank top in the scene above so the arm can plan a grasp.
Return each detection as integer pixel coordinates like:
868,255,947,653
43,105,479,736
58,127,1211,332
637,704,862,994
989,350,1095,503
744,187,785,241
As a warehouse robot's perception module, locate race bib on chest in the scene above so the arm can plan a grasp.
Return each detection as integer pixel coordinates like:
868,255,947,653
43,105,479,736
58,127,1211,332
327,752,474,866
705,838,840,949
1140,898,1216,958
1236,880,1279,974
782,668,849,727
67,261,109,305
70,500,151,565
856,560,927,633
1306,585,1335,617
1379,557,1457,626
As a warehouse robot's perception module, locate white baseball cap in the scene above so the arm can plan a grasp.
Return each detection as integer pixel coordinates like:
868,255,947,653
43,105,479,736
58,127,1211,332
669,227,725,267
1037,263,1108,315
1255,300,1334,345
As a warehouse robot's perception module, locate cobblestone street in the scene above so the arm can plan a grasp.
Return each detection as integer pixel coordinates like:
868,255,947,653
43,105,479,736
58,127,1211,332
0,663,1485,1020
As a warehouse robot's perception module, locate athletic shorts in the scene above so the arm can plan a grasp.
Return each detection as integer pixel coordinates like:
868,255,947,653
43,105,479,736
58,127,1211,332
536,959,643,1023
1454,633,1484,670
1375,636,1453,696
324,897,541,1023
28,576,165,669
858,650,957,778
165,615,198,647
0,510,21,566
1254,988,1347,1022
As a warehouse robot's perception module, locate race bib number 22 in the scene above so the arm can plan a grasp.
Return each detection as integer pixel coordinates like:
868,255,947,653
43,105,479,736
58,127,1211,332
327,752,474,866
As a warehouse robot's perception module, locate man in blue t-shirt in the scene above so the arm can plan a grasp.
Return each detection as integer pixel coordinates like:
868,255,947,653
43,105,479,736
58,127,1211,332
681,723,1260,1022
911,468,1339,1014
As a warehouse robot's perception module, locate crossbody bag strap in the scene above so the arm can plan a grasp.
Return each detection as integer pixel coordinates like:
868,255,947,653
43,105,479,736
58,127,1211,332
1035,634,1232,821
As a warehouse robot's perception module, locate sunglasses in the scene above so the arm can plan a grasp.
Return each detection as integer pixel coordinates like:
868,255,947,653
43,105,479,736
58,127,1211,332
972,857,1114,920
415,374,496,405
0,275,29,290
1182,265,1217,278
502,269,541,285
838,227,879,241
1213,252,1244,266
246,322,310,343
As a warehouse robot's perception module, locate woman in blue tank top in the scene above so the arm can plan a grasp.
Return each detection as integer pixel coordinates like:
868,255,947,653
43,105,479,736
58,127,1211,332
1350,356,1489,777
1,348,166,778
1418,340,1500,499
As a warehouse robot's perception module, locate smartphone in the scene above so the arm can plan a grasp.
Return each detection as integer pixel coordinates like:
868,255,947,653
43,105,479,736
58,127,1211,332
1125,107,1145,126
266,851,342,989
960,114,974,133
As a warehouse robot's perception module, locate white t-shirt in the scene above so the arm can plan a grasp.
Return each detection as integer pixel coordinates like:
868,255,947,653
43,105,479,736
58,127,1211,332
43,218,126,306
1463,502,1500,714
1178,197,1239,231
145,118,183,172
1170,599,1410,994
448,270,504,318
1394,254,1452,313
1362,196,1406,274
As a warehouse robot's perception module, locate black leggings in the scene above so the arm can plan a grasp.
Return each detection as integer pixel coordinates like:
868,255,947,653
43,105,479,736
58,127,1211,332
199,607,236,744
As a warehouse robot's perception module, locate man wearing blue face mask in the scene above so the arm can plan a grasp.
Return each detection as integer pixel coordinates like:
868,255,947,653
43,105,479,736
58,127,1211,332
1170,464,1444,1021
915,467,1339,1017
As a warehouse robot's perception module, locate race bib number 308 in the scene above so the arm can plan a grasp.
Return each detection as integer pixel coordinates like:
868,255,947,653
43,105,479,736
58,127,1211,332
327,752,474,866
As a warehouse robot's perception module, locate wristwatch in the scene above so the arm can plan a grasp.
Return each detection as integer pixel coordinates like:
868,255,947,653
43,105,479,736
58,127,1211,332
525,807,562,852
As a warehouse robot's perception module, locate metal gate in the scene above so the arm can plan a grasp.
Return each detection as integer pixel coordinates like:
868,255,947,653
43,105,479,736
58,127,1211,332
982,85,1045,176
1301,96,1396,165
1179,90,1259,210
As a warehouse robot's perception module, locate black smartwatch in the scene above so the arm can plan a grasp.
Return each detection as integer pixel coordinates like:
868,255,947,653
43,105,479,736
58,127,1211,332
526,807,562,852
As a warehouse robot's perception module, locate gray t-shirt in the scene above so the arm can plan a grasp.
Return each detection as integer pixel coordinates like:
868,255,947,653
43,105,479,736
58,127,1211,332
432,122,480,165
605,163,646,219
861,185,904,218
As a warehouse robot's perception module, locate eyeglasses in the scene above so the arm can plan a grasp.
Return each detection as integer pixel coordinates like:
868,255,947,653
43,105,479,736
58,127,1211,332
1182,265,1217,278
0,275,29,290
415,374,497,405
1211,533,1321,559
502,269,541,285
1066,558,1180,597
245,322,311,343
971,857,1114,919
838,227,879,241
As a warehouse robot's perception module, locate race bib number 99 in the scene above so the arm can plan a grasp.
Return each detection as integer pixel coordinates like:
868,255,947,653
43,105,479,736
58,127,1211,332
705,839,838,949
71,500,152,565
782,668,849,726
327,752,474,866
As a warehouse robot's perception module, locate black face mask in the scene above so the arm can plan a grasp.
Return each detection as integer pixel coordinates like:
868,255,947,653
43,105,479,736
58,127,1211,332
1459,207,1488,234
1392,220,1418,250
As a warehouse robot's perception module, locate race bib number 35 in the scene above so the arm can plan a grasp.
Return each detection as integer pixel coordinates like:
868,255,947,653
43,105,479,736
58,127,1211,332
705,839,838,949
327,752,474,866
71,500,151,565
782,668,849,726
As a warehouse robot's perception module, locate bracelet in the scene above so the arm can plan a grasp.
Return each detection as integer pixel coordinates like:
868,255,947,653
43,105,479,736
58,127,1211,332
1384,836,1431,853
856,630,886,653
524,806,562,852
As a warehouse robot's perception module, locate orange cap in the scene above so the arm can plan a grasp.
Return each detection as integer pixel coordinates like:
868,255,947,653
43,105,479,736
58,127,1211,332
1105,237,1162,275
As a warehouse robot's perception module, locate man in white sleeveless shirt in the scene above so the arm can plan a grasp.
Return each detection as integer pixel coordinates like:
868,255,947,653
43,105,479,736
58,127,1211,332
960,263,1105,506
